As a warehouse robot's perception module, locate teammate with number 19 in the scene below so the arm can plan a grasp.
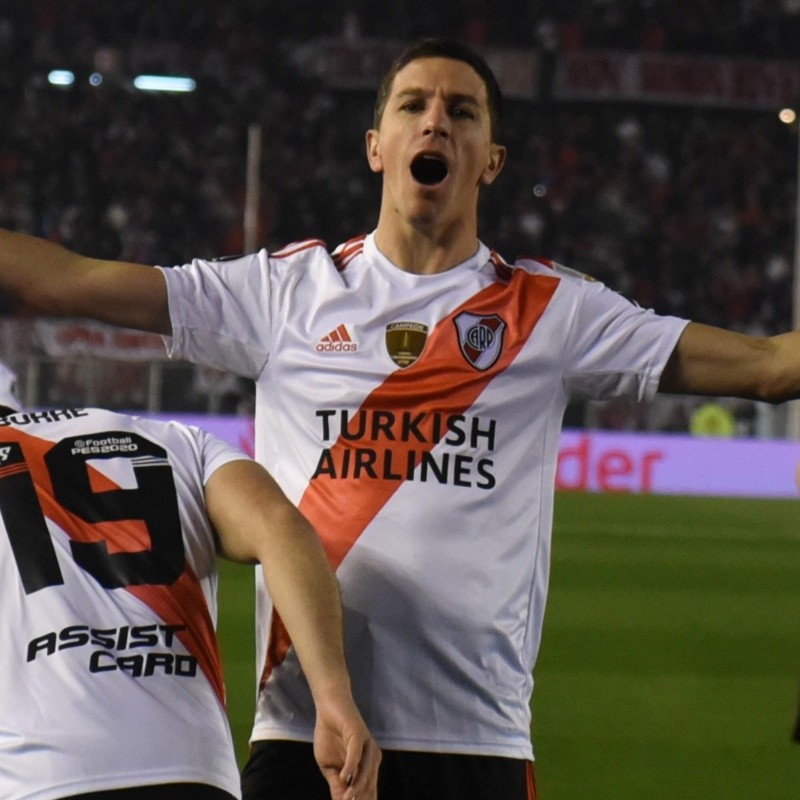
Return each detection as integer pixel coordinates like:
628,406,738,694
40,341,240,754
2,36,800,800
0,375,379,799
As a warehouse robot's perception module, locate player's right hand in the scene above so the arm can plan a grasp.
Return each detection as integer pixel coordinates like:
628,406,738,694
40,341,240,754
313,695,381,800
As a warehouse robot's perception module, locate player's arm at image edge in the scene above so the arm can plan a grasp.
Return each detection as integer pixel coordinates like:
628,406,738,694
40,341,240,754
659,321,800,402
0,228,170,334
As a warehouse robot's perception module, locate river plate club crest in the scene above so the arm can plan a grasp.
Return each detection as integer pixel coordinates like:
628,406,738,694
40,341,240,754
454,312,506,371
385,321,429,368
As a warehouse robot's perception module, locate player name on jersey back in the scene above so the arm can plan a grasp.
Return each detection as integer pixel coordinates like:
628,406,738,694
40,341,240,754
0,407,88,426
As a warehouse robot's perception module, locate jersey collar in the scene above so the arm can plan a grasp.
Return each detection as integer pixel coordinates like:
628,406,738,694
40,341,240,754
363,232,491,285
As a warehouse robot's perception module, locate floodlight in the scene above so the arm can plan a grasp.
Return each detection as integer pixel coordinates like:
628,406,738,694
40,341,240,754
133,75,196,93
47,70,75,86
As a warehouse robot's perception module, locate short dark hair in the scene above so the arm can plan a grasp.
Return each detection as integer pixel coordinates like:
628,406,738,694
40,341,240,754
373,38,503,140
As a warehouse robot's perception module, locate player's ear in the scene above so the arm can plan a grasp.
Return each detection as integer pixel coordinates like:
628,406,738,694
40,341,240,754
366,129,384,174
479,143,506,186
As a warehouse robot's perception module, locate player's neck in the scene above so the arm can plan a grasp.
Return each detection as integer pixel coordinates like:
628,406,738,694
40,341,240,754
373,218,480,275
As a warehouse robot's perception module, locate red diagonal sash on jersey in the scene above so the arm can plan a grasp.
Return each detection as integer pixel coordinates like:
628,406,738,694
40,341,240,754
4,427,225,706
261,270,559,682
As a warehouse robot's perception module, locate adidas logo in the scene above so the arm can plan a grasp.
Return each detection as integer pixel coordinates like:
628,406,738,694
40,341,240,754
316,324,358,353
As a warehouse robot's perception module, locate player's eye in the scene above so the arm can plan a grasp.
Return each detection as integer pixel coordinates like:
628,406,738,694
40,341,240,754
452,106,476,119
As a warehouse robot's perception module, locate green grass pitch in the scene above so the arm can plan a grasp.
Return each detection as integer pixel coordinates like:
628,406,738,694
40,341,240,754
217,491,800,797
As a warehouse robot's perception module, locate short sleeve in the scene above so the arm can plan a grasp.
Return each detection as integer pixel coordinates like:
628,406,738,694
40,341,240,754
196,427,252,486
563,279,689,402
157,252,272,379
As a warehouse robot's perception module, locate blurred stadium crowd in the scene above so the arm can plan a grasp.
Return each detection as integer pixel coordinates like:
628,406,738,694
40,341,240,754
1,0,799,433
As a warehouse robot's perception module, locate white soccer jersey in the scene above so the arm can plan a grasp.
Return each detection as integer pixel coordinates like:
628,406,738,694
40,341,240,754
0,407,245,800
161,232,688,759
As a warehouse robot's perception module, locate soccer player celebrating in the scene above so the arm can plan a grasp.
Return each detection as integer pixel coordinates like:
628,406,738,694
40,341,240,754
1,36,800,800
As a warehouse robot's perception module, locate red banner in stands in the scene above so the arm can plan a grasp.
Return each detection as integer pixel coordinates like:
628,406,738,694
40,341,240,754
35,320,167,361
554,51,800,109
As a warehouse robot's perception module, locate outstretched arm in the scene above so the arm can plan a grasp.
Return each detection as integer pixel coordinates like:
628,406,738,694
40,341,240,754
205,460,381,800
659,321,800,403
0,228,170,334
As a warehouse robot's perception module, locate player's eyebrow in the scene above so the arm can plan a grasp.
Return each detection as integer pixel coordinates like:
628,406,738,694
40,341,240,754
394,87,481,108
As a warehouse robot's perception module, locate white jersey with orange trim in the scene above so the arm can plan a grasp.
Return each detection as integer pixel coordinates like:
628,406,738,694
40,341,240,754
0,407,245,800
160,232,689,759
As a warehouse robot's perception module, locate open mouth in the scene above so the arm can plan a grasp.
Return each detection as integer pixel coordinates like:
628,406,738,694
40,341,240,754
410,153,449,186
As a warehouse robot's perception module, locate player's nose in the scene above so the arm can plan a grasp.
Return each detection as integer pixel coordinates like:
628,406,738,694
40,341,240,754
421,98,450,139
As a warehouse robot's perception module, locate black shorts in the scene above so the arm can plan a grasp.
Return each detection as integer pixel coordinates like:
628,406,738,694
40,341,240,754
61,784,237,800
241,739,536,800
